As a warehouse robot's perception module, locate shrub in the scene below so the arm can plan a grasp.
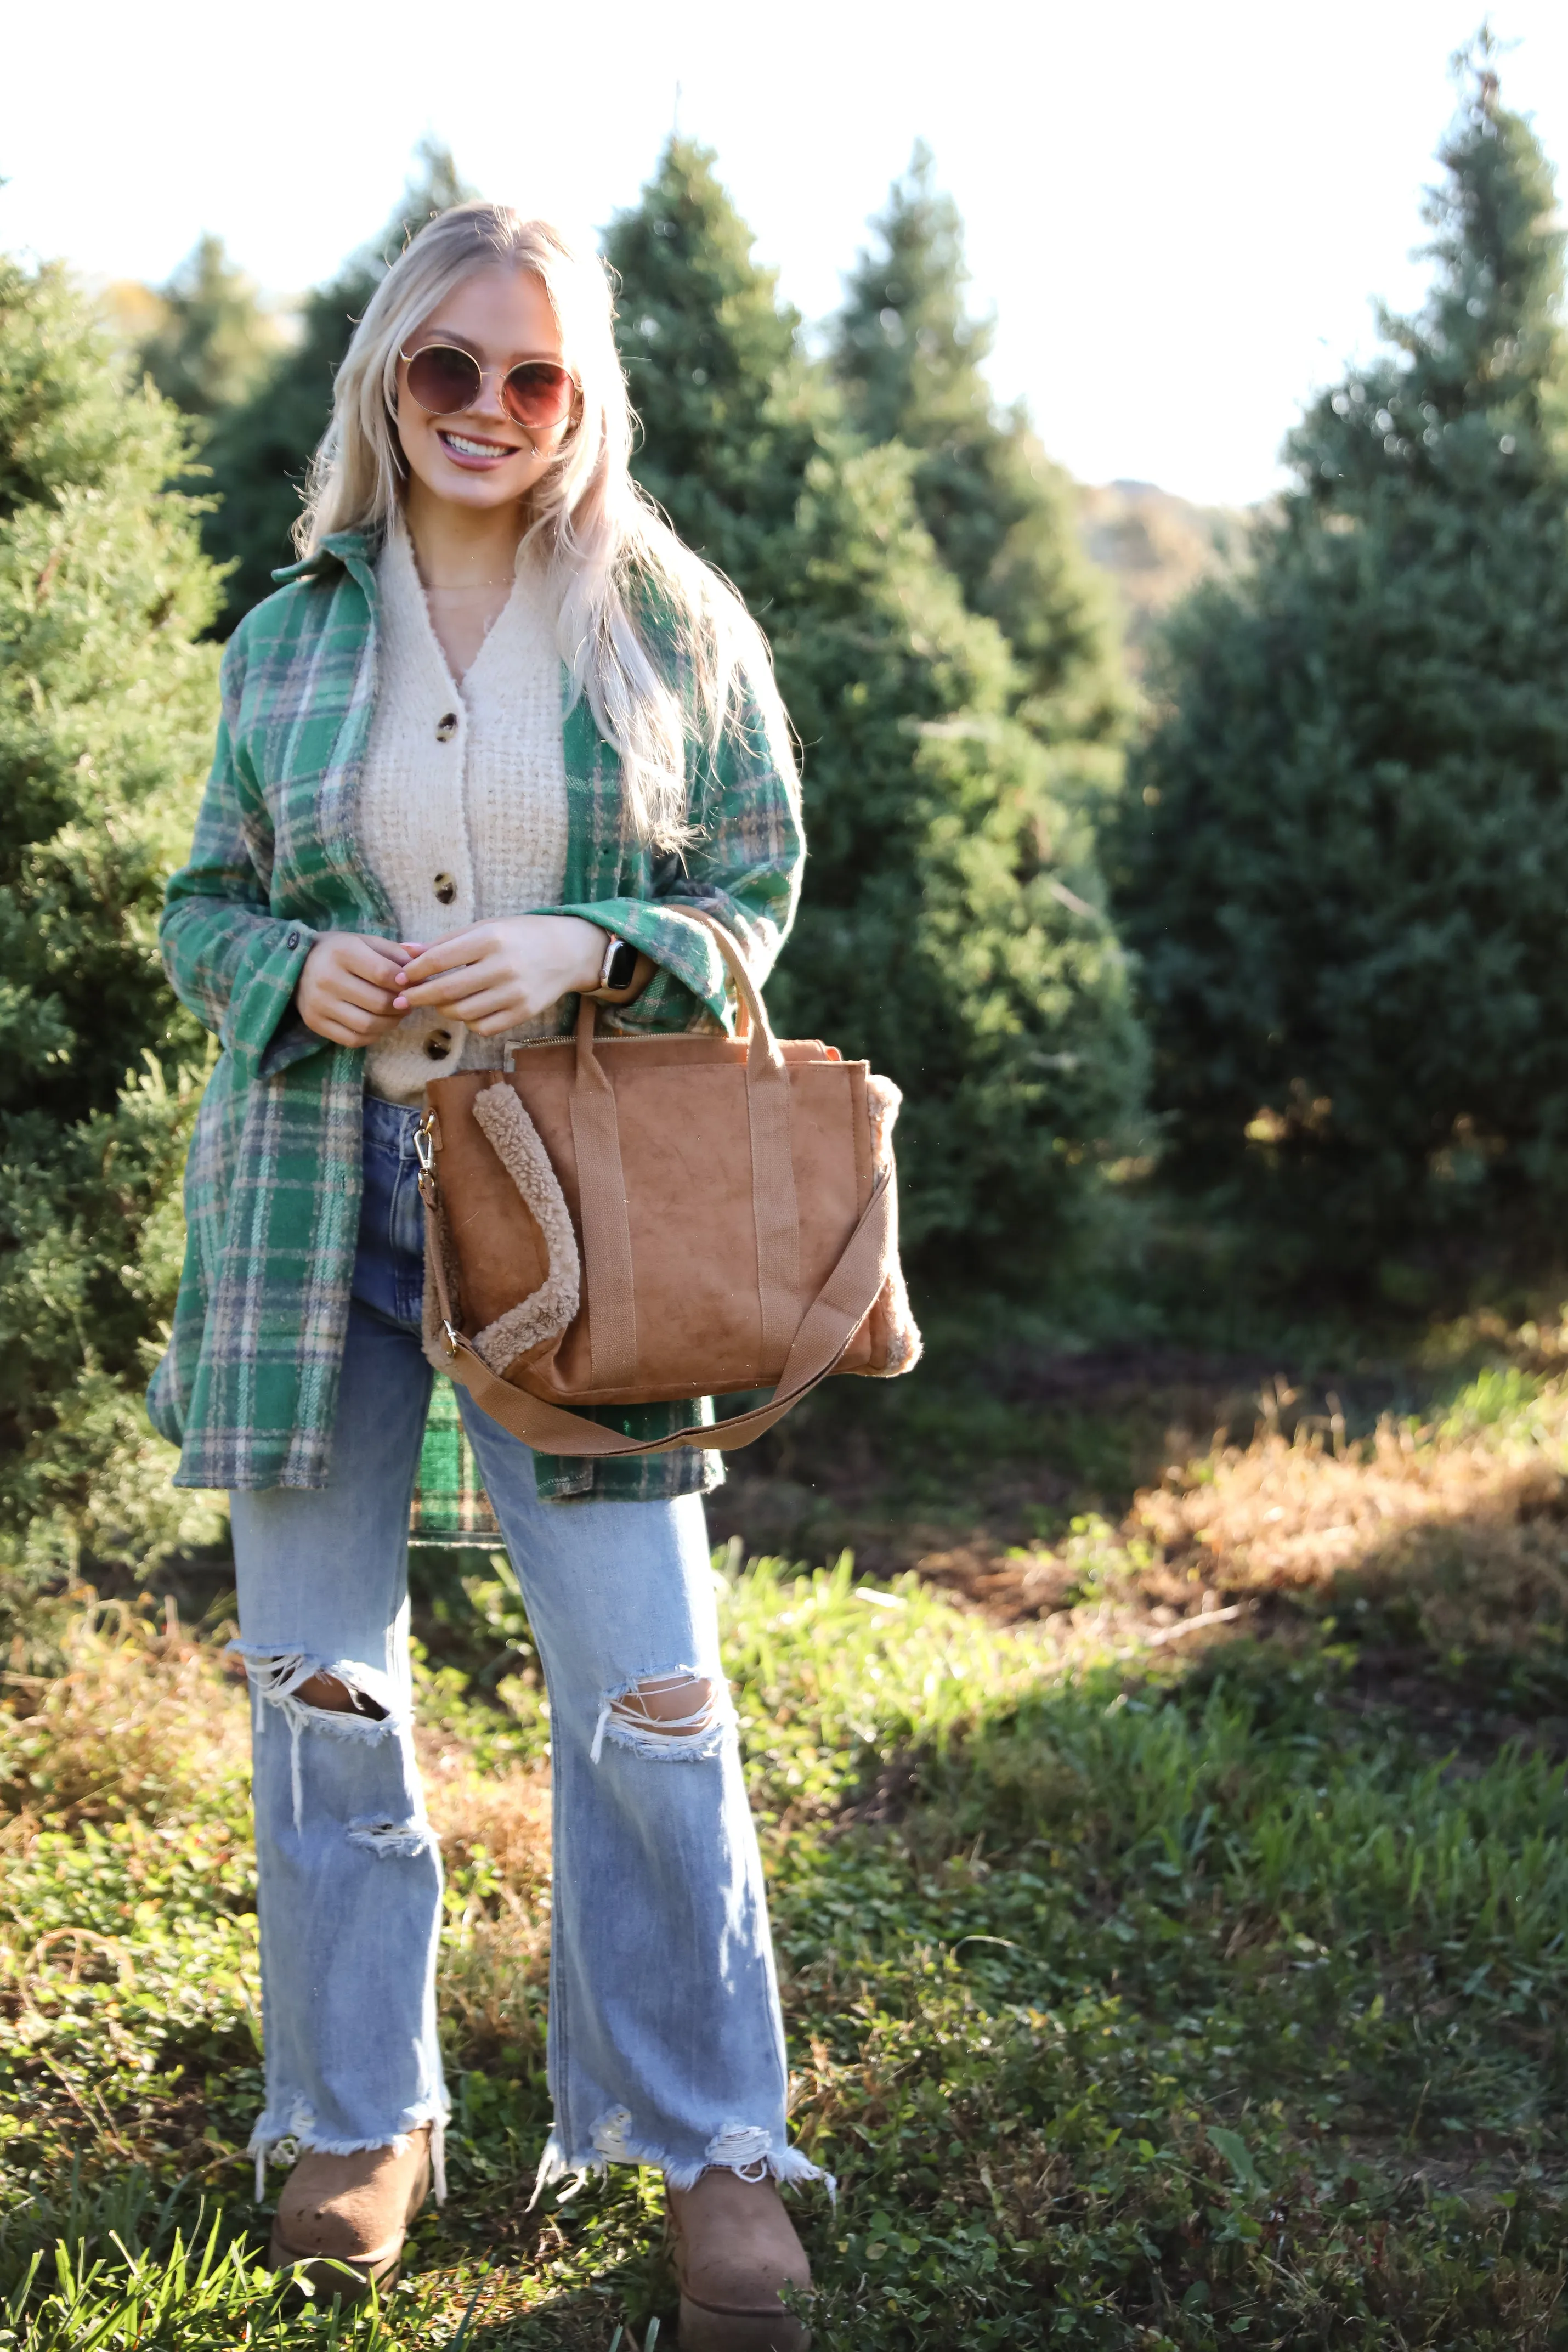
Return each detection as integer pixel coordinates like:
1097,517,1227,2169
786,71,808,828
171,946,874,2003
0,251,224,1581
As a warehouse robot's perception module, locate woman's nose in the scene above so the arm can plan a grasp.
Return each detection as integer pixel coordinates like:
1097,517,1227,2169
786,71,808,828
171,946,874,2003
467,371,510,423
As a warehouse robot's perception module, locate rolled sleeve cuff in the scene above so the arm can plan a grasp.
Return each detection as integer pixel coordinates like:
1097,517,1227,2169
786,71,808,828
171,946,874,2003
548,899,732,1025
220,919,324,1076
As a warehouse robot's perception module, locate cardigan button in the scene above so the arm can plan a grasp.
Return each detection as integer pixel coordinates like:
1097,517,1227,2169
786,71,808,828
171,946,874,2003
426,1031,453,1061
433,873,457,906
435,711,458,742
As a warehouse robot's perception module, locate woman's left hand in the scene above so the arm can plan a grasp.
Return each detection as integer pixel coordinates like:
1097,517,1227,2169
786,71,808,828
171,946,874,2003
393,914,607,1035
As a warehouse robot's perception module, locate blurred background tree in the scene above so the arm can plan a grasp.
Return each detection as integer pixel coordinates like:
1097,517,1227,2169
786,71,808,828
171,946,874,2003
833,144,1125,749
10,25,1567,1618
0,251,225,1584
1111,39,1568,1295
607,140,1147,1268
133,233,282,421
201,140,470,626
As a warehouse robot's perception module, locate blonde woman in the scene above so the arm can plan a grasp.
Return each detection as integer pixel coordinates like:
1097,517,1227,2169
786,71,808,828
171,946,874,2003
151,202,821,2345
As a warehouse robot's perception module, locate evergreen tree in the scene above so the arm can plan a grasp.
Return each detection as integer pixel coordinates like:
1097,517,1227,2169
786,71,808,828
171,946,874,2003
1112,41,1568,1282
608,142,1146,1263
135,232,280,420
608,139,811,592
832,144,1124,746
203,142,470,624
0,251,225,1578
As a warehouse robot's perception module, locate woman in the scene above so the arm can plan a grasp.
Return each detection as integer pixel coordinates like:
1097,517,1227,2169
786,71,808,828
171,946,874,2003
150,201,820,2348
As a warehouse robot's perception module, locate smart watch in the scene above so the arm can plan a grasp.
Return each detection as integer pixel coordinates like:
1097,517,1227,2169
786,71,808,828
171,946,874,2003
591,934,640,998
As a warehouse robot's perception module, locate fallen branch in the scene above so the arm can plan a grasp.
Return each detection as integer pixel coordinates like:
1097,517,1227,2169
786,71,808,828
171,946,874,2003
1145,1603,1243,1647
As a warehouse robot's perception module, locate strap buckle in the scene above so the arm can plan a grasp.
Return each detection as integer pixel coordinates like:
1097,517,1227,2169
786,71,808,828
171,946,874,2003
439,1320,461,1361
414,1111,440,1210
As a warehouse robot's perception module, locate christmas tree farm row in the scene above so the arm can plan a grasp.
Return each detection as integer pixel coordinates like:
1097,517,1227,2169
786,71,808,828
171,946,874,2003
9,39,1568,1582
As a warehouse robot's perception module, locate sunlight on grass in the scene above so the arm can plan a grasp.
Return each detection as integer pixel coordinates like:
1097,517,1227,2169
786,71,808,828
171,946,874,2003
3,1375,1568,2342
1126,1368,1568,1656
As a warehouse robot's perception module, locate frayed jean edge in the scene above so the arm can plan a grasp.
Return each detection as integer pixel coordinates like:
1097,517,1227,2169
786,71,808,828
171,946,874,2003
249,2097,449,2206
529,2118,834,2208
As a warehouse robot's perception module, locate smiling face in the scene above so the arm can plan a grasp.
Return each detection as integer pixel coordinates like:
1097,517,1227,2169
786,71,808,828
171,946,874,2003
394,264,575,516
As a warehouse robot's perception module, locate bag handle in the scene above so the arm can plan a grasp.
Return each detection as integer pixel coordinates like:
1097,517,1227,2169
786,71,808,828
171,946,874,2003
569,909,800,1382
574,908,785,1081
424,1169,890,1457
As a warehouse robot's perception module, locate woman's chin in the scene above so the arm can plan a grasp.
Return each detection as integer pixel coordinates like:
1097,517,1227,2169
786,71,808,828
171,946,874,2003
431,466,531,509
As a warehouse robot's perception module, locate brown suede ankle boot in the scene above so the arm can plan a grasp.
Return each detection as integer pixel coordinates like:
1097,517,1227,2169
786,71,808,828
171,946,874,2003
268,2125,432,2298
666,2166,813,2351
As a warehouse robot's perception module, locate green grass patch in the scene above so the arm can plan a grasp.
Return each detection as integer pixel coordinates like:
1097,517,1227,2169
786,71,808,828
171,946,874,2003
1,1553,1567,2344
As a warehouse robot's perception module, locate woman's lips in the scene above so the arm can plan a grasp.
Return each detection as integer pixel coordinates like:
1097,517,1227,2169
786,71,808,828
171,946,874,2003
436,428,524,470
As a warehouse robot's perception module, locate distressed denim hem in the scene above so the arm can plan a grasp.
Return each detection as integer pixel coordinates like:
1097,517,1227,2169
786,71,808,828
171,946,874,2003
529,2116,835,2208
249,2099,449,2206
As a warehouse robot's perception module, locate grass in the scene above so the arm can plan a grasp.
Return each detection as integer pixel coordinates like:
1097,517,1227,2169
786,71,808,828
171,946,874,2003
5,1354,1568,2343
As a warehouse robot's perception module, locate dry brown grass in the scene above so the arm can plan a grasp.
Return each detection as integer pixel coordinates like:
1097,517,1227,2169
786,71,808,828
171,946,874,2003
423,1750,552,1890
1131,1386,1568,1647
423,1748,553,2064
908,1371,1568,1665
0,1597,247,1842
0,1594,558,2065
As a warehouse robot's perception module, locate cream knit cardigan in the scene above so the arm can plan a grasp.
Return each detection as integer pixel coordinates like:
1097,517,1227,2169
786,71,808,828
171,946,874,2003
357,521,570,1105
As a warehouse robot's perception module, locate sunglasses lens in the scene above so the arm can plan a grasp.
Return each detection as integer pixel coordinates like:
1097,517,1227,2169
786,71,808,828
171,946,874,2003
502,362,574,428
405,346,483,415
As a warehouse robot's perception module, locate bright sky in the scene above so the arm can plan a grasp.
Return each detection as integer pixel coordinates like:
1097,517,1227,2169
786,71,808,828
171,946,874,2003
4,1,1566,507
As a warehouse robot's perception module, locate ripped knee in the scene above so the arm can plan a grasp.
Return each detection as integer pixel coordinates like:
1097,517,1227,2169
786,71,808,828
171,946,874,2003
292,1670,388,1721
233,1648,397,1729
618,1671,718,1737
590,1667,729,1764
228,1645,407,1836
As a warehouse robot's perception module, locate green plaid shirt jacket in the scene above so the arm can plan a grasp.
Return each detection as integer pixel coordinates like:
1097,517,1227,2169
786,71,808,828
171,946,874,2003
147,531,803,1501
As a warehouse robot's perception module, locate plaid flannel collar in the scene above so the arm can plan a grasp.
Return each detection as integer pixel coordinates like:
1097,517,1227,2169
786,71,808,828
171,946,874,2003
271,529,379,594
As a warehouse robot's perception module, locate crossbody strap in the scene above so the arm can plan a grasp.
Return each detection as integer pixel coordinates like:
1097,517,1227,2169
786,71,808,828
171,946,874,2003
424,1170,890,1458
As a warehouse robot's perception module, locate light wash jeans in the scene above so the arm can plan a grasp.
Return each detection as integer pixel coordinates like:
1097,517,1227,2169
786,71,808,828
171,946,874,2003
229,1094,825,2203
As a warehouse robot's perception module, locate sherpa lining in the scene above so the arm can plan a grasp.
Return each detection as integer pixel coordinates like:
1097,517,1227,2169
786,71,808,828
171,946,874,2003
864,1075,922,1379
467,1084,581,1374
420,1085,581,1380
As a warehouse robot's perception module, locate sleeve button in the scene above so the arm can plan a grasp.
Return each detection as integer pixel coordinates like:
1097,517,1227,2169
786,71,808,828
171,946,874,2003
433,873,457,905
435,712,458,742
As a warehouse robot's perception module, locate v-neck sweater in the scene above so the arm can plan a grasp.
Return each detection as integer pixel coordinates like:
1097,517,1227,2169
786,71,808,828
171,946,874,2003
359,521,570,1105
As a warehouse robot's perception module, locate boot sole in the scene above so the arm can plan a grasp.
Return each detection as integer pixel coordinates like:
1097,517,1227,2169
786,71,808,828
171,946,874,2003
678,2289,811,2351
266,2141,429,2300
267,2225,401,2300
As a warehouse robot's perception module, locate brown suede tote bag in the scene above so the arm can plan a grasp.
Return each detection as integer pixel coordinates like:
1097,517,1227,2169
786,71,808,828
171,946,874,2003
414,912,921,1458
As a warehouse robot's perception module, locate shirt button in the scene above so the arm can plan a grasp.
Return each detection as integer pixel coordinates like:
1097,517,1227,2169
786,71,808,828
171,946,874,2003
435,711,458,742
433,873,457,906
425,1031,452,1061
286,930,301,951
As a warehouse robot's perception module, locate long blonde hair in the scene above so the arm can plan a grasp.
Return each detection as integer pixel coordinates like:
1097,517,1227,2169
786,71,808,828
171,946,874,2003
299,201,796,850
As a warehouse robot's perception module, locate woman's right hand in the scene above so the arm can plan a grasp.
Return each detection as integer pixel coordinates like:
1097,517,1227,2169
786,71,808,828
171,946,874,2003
297,931,414,1046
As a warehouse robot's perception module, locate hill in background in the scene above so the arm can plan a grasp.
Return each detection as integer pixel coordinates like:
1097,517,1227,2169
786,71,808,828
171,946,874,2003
1078,478,1250,671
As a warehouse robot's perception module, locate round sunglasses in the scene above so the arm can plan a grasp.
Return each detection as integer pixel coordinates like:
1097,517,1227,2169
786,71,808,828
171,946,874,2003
399,342,577,433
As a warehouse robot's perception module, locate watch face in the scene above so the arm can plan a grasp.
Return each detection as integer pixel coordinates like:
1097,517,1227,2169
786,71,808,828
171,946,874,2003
606,940,638,991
